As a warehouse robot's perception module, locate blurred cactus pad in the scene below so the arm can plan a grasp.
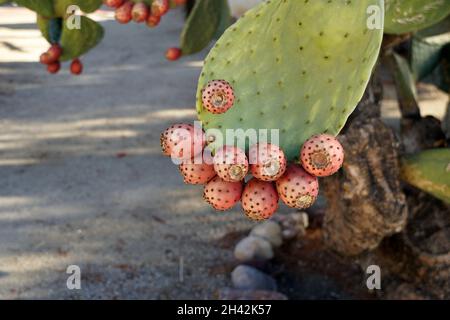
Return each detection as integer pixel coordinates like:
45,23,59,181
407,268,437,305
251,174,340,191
196,0,384,160
401,149,450,204
385,0,450,34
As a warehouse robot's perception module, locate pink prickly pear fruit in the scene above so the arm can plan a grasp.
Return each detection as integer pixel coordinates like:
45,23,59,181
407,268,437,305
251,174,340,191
203,176,243,211
115,1,133,24
70,58,83,75
179,162,216,185
160,123,205,161
300,134,344,177
39,52,52,65
132,2,149,23
165,48,182,61
201,80,235,114
146,14,161,28
249,143,287,182
47,61,61,74
47,44,62,62
213,145,248,182
104,0,124,8
241,179,279,221
151,0,170,17
276,164,319,209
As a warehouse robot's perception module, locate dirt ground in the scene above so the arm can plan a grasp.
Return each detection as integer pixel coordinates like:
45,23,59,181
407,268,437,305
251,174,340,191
0,6,448,300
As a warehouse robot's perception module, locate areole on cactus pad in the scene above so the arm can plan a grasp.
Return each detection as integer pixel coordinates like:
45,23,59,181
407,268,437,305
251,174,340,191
196,0,384,160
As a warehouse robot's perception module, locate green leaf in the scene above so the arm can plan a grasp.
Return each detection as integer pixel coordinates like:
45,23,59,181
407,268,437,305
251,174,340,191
59,15,104,61
423,44,450,93
411,26,450,81
15,0,55,17
388,53,421,118
401,148,450,204
411,17,450,80
385,0,450,34
181,0,232,55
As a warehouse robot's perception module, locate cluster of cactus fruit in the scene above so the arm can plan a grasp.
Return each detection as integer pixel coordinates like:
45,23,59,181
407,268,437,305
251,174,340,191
159,0,386,220
104,0,185,61
161,80,345,221
39,43,83,75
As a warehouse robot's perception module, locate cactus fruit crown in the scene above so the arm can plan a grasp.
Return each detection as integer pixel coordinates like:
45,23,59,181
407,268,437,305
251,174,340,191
196,0,384,161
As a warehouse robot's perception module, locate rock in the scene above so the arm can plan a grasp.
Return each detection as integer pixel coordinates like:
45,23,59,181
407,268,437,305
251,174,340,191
234,236,274,263
273,212,309,240
231,265,277,291
282,228,298,240
250,221,283,247
217,288,288,300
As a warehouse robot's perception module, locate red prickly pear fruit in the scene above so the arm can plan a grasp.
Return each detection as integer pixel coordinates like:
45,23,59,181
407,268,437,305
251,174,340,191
47,44,62,62
70,58,83,75
174,0,186,5
151,0,169,17
241,179,279,221
146,14,161,27
179,162,216,185
203,176,243,211
160,123,205,161
201,80,235,114
104,0,124,8
165,47,182,61
132,2,149,23
115,1,133,24
213,145,249,182
276,164,319,209
47,61,61,74
249,143,287,182
300,134,344,177
39,52,52,65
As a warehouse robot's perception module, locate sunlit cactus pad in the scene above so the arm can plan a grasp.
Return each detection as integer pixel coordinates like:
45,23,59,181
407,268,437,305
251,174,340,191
196,0,384,160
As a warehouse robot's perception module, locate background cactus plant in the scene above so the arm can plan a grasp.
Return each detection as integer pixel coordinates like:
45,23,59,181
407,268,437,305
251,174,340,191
401,149,450,204
384,0,450,34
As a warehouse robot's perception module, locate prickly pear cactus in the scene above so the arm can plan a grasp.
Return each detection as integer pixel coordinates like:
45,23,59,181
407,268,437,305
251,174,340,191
385,0,450,35
401,149,450,204
196,0,384,160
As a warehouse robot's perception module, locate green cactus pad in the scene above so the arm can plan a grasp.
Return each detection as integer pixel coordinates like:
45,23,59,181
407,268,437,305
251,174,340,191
196,0,384,160
37,15,104,61
16,0,55,17
401,149,450,204
60,15,104,61
385,0,450,35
